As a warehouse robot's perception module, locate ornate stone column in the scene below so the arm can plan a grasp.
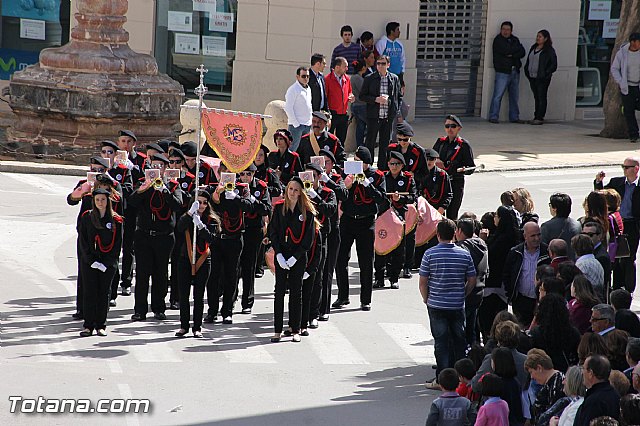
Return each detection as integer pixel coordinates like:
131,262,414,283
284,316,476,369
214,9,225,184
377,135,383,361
8,0,184,160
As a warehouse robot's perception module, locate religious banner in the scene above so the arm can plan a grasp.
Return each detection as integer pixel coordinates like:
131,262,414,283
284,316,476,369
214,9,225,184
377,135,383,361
201,110,262,173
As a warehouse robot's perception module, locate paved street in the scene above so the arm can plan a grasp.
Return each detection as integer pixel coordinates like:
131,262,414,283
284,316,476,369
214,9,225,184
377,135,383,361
1,168,639,425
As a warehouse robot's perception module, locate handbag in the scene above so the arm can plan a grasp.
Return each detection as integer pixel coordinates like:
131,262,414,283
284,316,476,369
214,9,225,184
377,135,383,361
608,215,630,261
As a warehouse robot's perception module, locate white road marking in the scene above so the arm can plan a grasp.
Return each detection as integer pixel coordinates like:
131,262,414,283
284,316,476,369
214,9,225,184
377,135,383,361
306,321,368,365
108,360,123,374
379,323,436,365
117,384,141,426
40,341,83,363
211,326,277,364
0,172,72,196
132,345,182,363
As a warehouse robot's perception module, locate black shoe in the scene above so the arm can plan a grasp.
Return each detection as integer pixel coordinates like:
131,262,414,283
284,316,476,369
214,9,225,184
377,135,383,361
222,316,233,324
175,328,188,337
203,314,215,324
283,329,293,337
390,281,399,289
510,119,526,124
300,330,309,337
79,328,92,337
401,268,412,279
331,299,350,309
255,270,264,278
488,118,499,124
373,280,385,289
241,308,252,314
309,319,319,329
72,311,84,320
631,137,638,143
168,302,179,310
361,304,371,311
109,299,117,307
121,287,131,296
154,312,167,320
318,314,330,321
131,313,146,321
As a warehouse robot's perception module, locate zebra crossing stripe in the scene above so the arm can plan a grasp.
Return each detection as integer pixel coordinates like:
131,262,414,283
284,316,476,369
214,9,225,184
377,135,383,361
306,322,368,365
378,323,436,365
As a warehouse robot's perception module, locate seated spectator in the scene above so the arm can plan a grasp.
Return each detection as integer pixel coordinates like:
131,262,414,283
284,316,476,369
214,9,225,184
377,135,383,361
549,239,571,272
615,309,640,338
610,289,632,311
574,355,621,425
541,192,582,259
526,348,566,423
624,337,640,384
454,358,479,401
591,304,616,337
569,275,601,333
608,369,630,396
578,333,610,365
530,294,580,372
620,394,640,425
425,368,477,426
573,234,605,300
491,347,524,425
473,320,529,392
475,373,510,426
546,365,586,426
484,311,531,354
607,330,631,372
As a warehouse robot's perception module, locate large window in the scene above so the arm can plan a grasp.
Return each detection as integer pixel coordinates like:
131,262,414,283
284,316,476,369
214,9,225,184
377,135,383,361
577,0,622,106
155,0,238,101
0,0,70,80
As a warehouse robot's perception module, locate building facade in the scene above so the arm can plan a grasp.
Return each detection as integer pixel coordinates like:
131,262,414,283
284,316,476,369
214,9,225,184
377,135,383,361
0,1,620,123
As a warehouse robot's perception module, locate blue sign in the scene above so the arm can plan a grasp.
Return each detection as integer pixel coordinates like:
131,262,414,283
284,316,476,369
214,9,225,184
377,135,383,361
0,49,40,80
2,0,61,23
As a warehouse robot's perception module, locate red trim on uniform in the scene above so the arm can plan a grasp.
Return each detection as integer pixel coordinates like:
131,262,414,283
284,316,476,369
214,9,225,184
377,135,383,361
286,212,308,244
150,190,171,221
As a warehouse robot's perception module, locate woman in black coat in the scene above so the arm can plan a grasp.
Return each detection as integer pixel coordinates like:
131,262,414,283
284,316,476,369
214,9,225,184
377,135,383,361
524,29,557,125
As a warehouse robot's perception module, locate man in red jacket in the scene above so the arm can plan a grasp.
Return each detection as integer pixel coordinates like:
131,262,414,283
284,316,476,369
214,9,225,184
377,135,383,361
325,56,354,146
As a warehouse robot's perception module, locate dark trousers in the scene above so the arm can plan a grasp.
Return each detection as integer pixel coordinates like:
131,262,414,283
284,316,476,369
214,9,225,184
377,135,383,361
109,265,120,301
256,241,266,275
528,77,552,120
274,253,307,334
301,271,316,329
447,177,465,220
404,228,416,269
621,86,640,139
133,232,174,316
613,218,639,293
178,256,210,332
512,293,537,329
239,227,262,310
477,293,508,343
464,297,482,346
428,306,466,376
336,215,375,305
414,236,439,269
81,263,115,330
207,236,243,318
374,238,405,282
309,236,327,320
329,112,349,146
169,238,184,303
320,227,340,316
120,208,137,288
75,238,84,314
365,116,392,170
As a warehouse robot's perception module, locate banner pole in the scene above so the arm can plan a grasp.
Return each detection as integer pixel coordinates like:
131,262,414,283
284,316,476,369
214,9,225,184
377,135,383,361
192,64,208,270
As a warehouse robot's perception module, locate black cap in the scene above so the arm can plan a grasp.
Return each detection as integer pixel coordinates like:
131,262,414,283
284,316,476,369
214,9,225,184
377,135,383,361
319,148,336,164
119,130,137,141
305,162,324,174
290,176,304,186
90,156,110,168
157,139,172,153
244,163,258,172
426,148,440,159
388,151,406,165
169,148,186,161
274,129,293,145
355,146,372,164
101,140,119,151
92,188,111,197
146,142,166,154
181,141,198,157
630,33,640,42
258,144,271,158
445,114,462,127
96,173,117,187
168,140,181,150
150,153,169,164
312,111,328,122
396,122,414,137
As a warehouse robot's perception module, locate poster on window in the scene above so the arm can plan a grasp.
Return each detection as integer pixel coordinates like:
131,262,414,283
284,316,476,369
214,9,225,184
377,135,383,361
175,33,200,55
202,36,226,57
588,1,611,20
193,0,217,13
20,19,46,40
168,11,193,33
2,0,61,23
603,19,620,39
208,12,234,33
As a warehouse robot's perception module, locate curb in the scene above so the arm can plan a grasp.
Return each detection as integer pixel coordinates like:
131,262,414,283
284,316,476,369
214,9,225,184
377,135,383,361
476,161,620,173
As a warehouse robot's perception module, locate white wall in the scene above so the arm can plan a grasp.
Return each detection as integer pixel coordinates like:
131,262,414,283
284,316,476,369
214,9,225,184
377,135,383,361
481,0,581,121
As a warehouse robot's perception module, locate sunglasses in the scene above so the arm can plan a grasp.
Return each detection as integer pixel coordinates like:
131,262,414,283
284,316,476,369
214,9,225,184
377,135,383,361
299,74,310,78
101,149,114,155
239,171,253,176
397,137,410,142
622,165,636,169
444,124,458,129
169,159,183,164
388,162,402,166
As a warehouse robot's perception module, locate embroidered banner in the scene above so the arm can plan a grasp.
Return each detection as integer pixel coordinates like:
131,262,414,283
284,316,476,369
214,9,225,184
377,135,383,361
201,110,262,173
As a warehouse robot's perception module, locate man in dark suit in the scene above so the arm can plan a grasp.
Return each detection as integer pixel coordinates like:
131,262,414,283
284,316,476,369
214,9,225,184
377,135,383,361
594,157,640,293
359,55,402,170
309,53,328,111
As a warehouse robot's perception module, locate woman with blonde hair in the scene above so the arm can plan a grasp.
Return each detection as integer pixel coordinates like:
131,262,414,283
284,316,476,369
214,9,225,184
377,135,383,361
268,177,318,342
525,348,566,424
582,191,609,244
547,365,586,426
512,187,538,226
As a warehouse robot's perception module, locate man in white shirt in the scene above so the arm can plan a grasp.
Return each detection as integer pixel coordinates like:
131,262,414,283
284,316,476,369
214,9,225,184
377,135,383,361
284,67,313,152
611,32,640,143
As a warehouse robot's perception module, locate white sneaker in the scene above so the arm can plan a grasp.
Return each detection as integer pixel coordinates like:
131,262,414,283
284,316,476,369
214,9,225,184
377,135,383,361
425,379,441,390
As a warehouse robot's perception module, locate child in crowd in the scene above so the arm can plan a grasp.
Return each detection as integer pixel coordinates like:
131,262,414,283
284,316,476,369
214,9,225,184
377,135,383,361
426,368,477,426
454,358,479,402
475,373,509,426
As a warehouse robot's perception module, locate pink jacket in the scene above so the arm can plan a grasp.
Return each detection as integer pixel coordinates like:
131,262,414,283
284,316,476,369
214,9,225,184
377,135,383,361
476,398,509,426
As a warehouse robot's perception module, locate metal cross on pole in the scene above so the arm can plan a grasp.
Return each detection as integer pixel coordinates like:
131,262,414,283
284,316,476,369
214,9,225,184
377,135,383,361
191,64,208,272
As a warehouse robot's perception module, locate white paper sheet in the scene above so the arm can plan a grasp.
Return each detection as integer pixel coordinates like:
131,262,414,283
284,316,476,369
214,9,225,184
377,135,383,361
20,19,45,40
344,161,363,175
168,11,193,32
202,36,226,57
175,33,200,55
208,12,234,32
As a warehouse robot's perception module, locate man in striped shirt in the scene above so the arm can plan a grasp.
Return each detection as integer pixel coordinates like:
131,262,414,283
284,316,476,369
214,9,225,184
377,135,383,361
419,218,477,389
331,25,361,75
